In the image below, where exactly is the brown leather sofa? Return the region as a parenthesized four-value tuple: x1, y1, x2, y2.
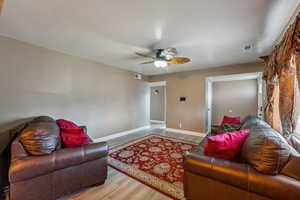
(9, 116, 108, 200)
(184, 116, 300, 200)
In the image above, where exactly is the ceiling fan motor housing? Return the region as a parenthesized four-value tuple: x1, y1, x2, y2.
(156, 49, 165, 59)
(156, 48, 177, 61)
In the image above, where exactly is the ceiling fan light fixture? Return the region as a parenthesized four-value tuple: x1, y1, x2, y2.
(165, 54, 174, 60)
(154, 60, 168, 68)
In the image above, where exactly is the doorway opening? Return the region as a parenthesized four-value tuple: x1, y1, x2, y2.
(205, 72, 264, 133)
(149, 81, 166, 129)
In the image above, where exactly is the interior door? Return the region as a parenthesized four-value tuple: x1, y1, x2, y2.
(212, 79, 258, 126)
(150, 86, 165, 122)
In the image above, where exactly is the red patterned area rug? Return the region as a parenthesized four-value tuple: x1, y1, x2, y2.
(108, 135, 198, 200)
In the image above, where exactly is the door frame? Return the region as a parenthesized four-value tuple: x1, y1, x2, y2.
(149, 81, 167, 123)
(205, 72, 264, 133)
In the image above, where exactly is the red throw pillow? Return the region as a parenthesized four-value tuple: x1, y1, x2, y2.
(222, 116, 241, 125)
(60, 132, 89, 148)
(56, 119, 89, 147)
(204, 129, 249, 160)
(56, 119, 80, 130)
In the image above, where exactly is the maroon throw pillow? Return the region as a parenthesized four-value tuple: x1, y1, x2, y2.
(56, 119, 89, 147)
(222, 116, 241, 125)
(56, 119, 81, 130)
(60, 131, 89, 148)
(218, 116, 241, 134)
(204, 129, 249, 160)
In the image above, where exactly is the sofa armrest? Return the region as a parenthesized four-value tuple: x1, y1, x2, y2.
(184, 152, 250, 189)
(11, 138, 29, 163)
(54, 142, 108, 168)
(281, 156, 300, 181)
(184, 152, 300, 200)
(9, 142, 108, 183)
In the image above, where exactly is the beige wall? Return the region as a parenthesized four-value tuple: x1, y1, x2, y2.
(150, 86, 165, 121)
(0, 36, 150, 139)
(212, 79, 258, 125)
(149, 63, 264, 133)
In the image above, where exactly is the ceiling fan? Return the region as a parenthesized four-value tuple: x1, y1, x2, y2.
(136, 48, 191, 68)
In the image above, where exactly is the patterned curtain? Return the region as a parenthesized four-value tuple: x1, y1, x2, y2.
(262, 13, 300, 134)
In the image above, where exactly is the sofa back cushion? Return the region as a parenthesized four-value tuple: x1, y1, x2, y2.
(240, 116, 271, 130)
(285, 134, 300, 154)
(241, 125, 292, 175)
(20, 116, 60, 155)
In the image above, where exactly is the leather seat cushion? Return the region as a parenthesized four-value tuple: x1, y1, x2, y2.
(241, 126, 292, 175)
(20, 117, 60, 155)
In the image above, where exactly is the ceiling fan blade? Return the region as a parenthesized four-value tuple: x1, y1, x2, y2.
(0, 0, 4, 14)
(135, 52, 154, 59)
(140, 61, 154, 65)
(168, 57, 191, 64)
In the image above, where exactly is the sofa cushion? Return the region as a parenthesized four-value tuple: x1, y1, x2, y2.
(56, 119, 90, 147)
(31, 116, 55, 123)
(60, 132, 89, 148)
(204, 130, 249, 160)
(222, 116, 241, 125)
(32, 116, 63, 149)
(241, 126, 292, 175)
(240, 116, 271, 130)
(285, 134, 300, 153)
(20, 116, 60, 156)
(56, 119, 81, 131)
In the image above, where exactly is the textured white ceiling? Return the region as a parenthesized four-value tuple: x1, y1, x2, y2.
(0, 0, 299, 75)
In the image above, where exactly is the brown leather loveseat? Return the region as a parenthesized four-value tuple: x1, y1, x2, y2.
(184, 116, 300, 200)
(9, 116, 108, 200)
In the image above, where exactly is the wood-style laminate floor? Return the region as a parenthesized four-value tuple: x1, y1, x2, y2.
(61, 124, 205, 200)
(64, 167, 171, 200)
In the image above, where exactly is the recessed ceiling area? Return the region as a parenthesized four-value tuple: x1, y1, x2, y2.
(0, 0, 299, 75)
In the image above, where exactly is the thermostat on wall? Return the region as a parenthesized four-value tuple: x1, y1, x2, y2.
(179, 97, 186, 102)
(134, 73, 142, 80)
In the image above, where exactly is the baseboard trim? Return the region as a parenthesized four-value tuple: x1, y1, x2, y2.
(150, 120, 165, 124)
(93, 125, 151, 143)
(165, 128, 206, 137)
